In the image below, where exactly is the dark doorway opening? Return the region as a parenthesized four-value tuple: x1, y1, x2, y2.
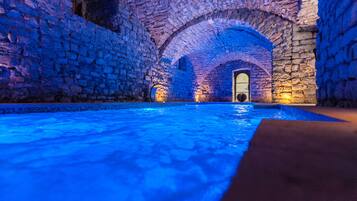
(73, 0, 84, 17)
(233, 71, 250, 102)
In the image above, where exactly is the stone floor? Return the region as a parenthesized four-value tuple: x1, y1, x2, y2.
(222, 106, 357, 201)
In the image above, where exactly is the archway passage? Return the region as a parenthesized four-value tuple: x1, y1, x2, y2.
(150, 85, 167, 102)
(234, 72, 250, 102)
(149, 7, 317, 104)
(196, 60, 272, 103)
(156, 9, 277, 103)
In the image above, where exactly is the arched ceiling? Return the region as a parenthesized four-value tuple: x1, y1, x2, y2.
(168, 22, 273, 85)
(126, 0, 301, 47)
(188, 49, 273, 85)
(162, 18, 273, 63)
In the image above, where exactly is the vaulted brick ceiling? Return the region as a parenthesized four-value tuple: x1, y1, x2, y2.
(122, 0, 316, 95)
(170, 22, 273, 85)
(126, 0, 301, 48)
(157, 8, 292, 79)
(162, 18, 273, 64)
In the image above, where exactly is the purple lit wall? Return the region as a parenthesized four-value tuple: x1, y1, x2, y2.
(0, 0, 157, 102)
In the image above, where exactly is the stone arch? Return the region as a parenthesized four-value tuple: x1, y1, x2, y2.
(127, 0, 301, 46)
(199, 51, 273, 79)
(161, 19, 275, 66)
(150, 84, 167, 102)
(208, 57, 273, 80)
(198, 60, 273, 102)
(189, 51, 273, 95)
(158, 9, 294, 103)
(160, 9, 292, 59)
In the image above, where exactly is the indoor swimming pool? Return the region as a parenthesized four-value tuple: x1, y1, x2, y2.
(0, 103, 338, 201)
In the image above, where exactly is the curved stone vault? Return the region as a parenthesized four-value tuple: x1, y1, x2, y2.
(126, 0, 302, 47)
(150, 7, 317, 103)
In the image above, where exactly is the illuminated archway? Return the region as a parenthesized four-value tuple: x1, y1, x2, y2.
(159, 9, 292, 103)
(234, 72, 250, 102)
(138, 2, 318, 104)
(150, 84, 167, 102)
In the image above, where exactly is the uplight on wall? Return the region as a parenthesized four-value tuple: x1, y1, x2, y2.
(195, 94, 201, 103)
(150, 84, 168, 103)
(281, 93, 292, 104)
(155, 88, 167, 103)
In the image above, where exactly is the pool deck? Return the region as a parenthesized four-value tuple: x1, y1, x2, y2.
(222, 106, 357, 201)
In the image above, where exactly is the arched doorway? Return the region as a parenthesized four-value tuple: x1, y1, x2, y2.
(233, 71, 250, 102)
(150, 84, 167, 102)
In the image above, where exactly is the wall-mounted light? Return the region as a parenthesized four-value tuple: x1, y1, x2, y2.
(281, 93, 292, 104)
(195, 94, 201, 103)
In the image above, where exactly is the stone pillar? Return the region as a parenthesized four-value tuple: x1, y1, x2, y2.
(272, 23, 294, 104)
(291, 25, 317, 104)
(272, 0, 318, 104)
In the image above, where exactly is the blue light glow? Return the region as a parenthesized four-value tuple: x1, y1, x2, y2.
(0, 104, 336, 201)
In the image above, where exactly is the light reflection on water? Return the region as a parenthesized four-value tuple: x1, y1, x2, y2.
(0, 104, 327, 201)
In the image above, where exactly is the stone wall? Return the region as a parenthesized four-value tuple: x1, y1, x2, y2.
(298, 0, 318, 26)
(316, 0, 357, 107)
(272, 23, 317, 105)
(199, 60, 272, 102)
(0, 0, 157, 103)
(290, 25, 317, 104)
(75, 0, 129, 33)
(167, 57, 196, 102)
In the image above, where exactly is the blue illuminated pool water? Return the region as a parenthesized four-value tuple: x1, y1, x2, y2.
(0, 104, 336, 201)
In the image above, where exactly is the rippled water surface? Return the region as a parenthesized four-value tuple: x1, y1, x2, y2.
(0, 104, 330, 201)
